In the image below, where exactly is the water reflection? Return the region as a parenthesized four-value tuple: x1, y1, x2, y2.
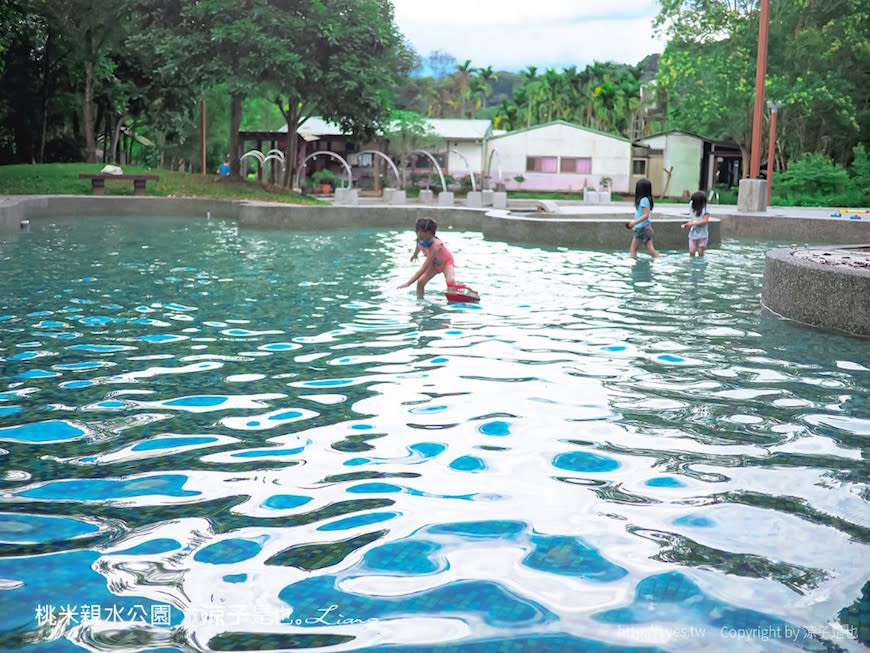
(0, 219, 866, 651)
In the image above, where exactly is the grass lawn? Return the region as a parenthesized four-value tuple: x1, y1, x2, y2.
(507, 190, 626, 202)
(0, 163, 322, 204)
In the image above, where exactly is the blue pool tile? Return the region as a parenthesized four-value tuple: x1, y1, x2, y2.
(163, 395, 228, 408)
(223, 573, 248, 583)
(450, 455, 487, 472)
(645, 476, 686, 488)
(478, 421, 511, 436)
(114, 538, 181, 555)
(347, 483, 403, 494)
(553, 451, 620, 473)
(195, 538, 263, 564)
(262, 495, 312, 510)
(20, 474, 199, 500)
(131, 436, 219, 452)
(0, 420, 85, 444)
(0, 513, 99, 543)
(363, 540, 442, 574)
(317, 512, 400, 531)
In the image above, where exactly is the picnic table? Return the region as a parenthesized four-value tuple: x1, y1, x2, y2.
(79, 173, 160, 196)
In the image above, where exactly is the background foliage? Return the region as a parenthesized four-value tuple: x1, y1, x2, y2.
(0, 0, 868, 203)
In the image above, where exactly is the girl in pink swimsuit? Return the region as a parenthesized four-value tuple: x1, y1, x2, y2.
(398, 217, 459, 298)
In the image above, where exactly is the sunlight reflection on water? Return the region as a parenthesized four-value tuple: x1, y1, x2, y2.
(0, 216, 867, 652)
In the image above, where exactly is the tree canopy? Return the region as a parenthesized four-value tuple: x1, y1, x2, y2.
(0, 0, 866, 177)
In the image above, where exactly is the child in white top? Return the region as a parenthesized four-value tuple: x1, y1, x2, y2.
(681, 191, 710, 257)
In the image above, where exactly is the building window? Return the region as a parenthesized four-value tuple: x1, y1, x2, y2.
(526, 156, 558, 173)
(560, 157, 592, 173)
(632, 159, 647, 175)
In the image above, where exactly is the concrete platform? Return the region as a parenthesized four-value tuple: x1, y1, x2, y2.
(762, 245, 870, 336)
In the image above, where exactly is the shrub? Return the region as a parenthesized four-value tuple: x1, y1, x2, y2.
(848, 144, 870, 205)
(775, 153, 849, 205)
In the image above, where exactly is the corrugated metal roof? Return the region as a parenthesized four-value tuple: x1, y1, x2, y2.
(424, 119, 492, 140)
(488, 120, 630, 143)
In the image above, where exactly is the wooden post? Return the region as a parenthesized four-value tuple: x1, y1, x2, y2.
(749, 0, 770, 179)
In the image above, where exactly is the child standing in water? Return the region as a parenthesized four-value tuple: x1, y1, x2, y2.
(399, 217, 475, 299)
(626, 178, 659, 258)
(682, 191, 711, 257)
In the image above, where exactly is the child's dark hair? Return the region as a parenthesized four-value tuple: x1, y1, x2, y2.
(690, 191, 707, 216)
(634, 179, 654, 210)
(415, 217, 437, 233)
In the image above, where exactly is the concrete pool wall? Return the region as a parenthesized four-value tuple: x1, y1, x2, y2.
(2, 195, 867, 246)
(762, 246, 870, 337)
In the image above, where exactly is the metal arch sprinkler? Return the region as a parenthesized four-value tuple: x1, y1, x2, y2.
(299, 151, 354, 189)
(409, 150, 447, 193)
(262, 151, 286, 185)
(356, 150, 402, 189)
(240, 150, 265, 166)
(450, 148, 476, 192)
(487, 148, 503, 189)
(240, 150, 266, 181)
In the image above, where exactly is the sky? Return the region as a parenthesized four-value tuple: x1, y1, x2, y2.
(391, 0, 667, 73)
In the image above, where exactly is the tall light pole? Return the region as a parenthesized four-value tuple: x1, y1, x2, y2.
(749, 0, 770, 180)
(766, 101, 781, 204)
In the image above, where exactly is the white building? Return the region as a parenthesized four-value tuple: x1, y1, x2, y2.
(486, 121, 632, 193)
(425, 119, 492, 177)
(634, 130, 743, 198)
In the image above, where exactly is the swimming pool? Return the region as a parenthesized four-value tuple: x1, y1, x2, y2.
(0, 216, 867, 652)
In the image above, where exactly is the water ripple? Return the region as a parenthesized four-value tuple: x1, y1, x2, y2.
(0, 220, 867, 651)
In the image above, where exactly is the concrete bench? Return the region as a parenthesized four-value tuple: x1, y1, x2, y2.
(79, 174, 160, 196)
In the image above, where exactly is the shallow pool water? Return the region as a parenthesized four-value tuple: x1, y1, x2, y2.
(0, 216, 867, 652)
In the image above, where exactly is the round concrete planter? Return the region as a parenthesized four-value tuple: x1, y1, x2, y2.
(762, 245, 870, 336)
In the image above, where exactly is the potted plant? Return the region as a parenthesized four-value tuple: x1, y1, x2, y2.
(599, 176, 612, 203)
(311, 169, 337, 193)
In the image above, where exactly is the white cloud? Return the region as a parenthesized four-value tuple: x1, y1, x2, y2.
(392, 0, 665, 71)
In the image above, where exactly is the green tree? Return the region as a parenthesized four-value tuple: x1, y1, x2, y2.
(384, 110, 440, 187)
(655, 27, 758, 171)
(520, 66, 540, 127)
(475, 65, 497, 110)
(261, 0, 412, 187)
(47, 0, 131, 162)
(655, 0, 868, 170)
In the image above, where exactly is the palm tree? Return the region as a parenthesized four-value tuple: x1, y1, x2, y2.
(494, 98, 519, 131)
(476, 65, 497, 110)
(521, 66, 540, 127)
(452, 59, 474, 117)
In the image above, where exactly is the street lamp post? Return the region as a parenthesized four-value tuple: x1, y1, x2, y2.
(766, 101, 781, 205)
(738, 0, 771, 212)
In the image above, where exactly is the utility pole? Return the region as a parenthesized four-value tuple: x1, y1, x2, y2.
(749, 0, 770, 179)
